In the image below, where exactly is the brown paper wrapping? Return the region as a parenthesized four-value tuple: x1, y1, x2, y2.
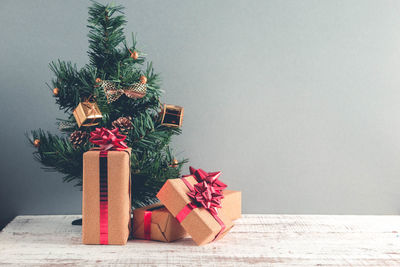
(220, 190, 242, 221)
(156, 176, 234, 246)
(132, 203, 187, 242)
(82, 148, 131, 245)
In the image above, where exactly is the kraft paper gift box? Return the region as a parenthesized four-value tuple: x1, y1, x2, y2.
(156, 175, 234, 246)
(132, 203, 187, 242)
(82, 148, 131, 245)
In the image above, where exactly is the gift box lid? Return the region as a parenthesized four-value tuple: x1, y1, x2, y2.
(156, 175, 234, 246)
(132, 203, 187, 242)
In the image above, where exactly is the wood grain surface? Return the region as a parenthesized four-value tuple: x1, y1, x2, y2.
(0, 214, 400, 266)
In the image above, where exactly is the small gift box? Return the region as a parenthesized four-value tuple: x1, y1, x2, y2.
(82, 128, 131, 245)
(132, 203, 187, 242)
(156, 167, 234, 246)
(160, 104, 184, 127)
(73, 101, 102, 127)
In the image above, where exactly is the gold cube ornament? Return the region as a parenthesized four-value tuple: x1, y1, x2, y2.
(161, 104, 184, 128)
(73, 101, 103, 127)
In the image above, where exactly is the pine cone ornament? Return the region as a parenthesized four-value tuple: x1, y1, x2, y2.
(69, 130, 89, 147)
(112, 116, 133, 134)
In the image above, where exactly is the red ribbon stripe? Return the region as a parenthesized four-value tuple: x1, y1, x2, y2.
(143, 211, 152, 240)
(99, 150, 108, 245)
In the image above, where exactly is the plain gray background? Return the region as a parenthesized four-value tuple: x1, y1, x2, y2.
(2, 0, 400, 229)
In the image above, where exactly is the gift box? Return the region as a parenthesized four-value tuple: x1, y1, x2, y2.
(132, 203, 187, 242)
(160, 104, 184, 128)
(157, 174, 234, 246)
(82, 128, 131, 245)
(73, 101, 102, 128)
(220, 190, 242, 221)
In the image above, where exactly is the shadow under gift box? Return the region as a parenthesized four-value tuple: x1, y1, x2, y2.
(82, 148, 131, 245)
(132, 203, 187, 242)
(156, 176, 236, 246)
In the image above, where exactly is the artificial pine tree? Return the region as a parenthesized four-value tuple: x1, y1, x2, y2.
(28, 1, 186, 207)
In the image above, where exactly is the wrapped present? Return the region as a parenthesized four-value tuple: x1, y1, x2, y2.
(82, 128, 131, 245)
(156, 167, 234, 246)
(221, 190, 242, 221)
(132, 203, 187, 242)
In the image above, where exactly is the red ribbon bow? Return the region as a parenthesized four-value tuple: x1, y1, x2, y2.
(89, 127, 128, 151)
(187, 181, 224, 216)
(183, 167, 227, 216)
(188, 166, 227, 192)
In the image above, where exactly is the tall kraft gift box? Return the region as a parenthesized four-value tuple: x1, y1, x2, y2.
(82, 128, 132, 245)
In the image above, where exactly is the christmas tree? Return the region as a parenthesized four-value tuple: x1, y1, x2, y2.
(28, 1, 186, 207)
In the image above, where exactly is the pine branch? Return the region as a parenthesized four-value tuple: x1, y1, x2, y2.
(87, 1, 126, 75)
(49, 61, 98, 112)
(27, 129, 91, 187)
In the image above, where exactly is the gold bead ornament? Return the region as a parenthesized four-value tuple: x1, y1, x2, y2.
(140, 75, 147, 84)
(172, 159, 179, 168)
(33, 139, 40, 148)
(130, 51, 139, 60)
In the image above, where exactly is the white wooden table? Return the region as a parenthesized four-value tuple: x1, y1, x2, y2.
(0, 215, 400, 266)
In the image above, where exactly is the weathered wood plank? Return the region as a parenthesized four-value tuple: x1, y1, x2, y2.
(0, 215, 399, 266)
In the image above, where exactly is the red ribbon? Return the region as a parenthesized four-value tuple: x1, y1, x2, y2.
(176, 167, 227, 240)
(99, 150, 109, 244)
(144, 211, 152, 240)
(143, 205, 167, 240)
(89, 127, 128, 151)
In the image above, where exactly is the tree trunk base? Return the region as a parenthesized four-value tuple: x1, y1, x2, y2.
(72, 218, 82, 225)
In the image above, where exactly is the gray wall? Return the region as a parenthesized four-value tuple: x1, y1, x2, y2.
(1, 0, 400, 228)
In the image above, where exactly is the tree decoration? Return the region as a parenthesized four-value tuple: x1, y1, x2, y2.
(33, 139, 40, 148)
(160, 104, 184, 128)
(53, 87, 60, 96)
(130, 50, 139, 60)
(112, 116, 133, 134)
(73, 101, 103, 127)
(58, 120, 77, 132)
(69, 130, 89, 147)
(101, 80, 147, 103)
(28, 2, 187, 207)
(140, 75, 147, 84)
(171, 158, 179, 168)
